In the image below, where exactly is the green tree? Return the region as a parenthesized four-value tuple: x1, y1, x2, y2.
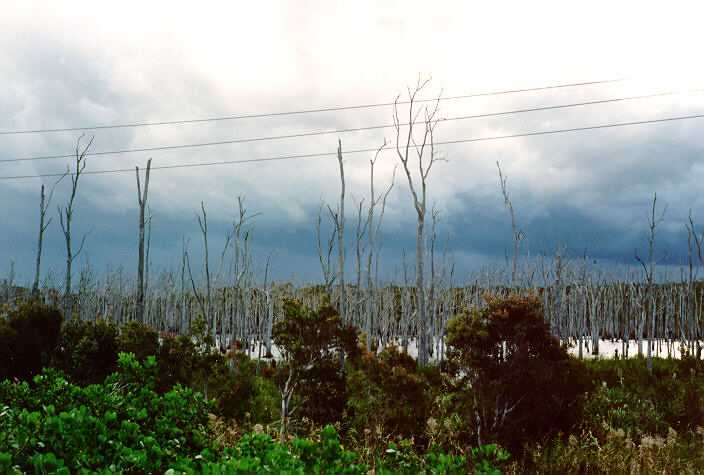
(56, 317, 119, 385)
(446, 294, 589, 453)
(0, 301, 62, 381)
(273, 296, 358, 440)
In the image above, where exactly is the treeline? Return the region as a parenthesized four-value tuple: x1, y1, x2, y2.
(2, 267, 704, 365)
(3, 296, 704, 471)
(6, 79, 704, 372)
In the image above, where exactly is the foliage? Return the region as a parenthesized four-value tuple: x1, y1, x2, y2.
(446, 294, 591, 454)
(585, 355, 704, 435)
(518, 356, 704, 472)
(273, 297, 359, 430)
(0, 301, 62, 382)
(116, 319, 160, 362)
(347, 345, 432, 444)
(470, 443, 510, 474)
(210, 350, 258, 421)
(425, 377, 477, 454)
(247, 375, 281, 426)
(55, 317, 119, 385)
(0, 353, 212, 473)
(584, 382, 668, 440)
(521, 426, 704, 473)
(156, 332, 200, 393)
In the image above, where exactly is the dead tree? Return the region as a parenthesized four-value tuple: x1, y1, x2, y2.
(353, 196, 368, 327)
(685, 210, 703, 353)
(634, 192, 668, 372)
(58, 135, 93, 317)
(316, 200, 337, 296)
(258, 248, 275, 371)
(497, 161, 523, 288)
(180, 236, 190, 332)
(144, 207, 153, 324)
(224, 196, 257, 356)
(135, 158, 152, 323)
(334, 140, 346, 323)
(393, 77, 443, 367)
(365, 141, 394, 350)
(32, 177, 63, 298)
(184, 204, 210, 334)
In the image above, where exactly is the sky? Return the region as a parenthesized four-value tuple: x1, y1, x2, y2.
(2, 1, 704, 287)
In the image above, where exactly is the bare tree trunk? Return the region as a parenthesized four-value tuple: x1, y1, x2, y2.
(144, 208, 153, 325)
(393, 77, 443, 367)
(497, 162, 522, 288)
(316, 201, 337, 296)
(365, 142, 393, 350)
(136, 158, 152, 323)
(181, 236, 188, 332)
(635, 193, 668, 372)
(336, 140, 346, 322)
(353, 197, 367, 328)
(194, 202, 215, 341)
(33, 181, 59, 298)
(59, 135, 93, 318)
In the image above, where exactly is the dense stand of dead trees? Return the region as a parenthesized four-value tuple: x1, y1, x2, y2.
(7, 84, 704, 372)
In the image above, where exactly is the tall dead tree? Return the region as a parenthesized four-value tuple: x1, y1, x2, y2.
(32, 177, 63, 298)
(634, 192, 668, 372)
(394, 77, 443, 367)
(365, 141, 394, 350)
(497, 162, 523, 288)
(135, 158, 152, 323)
(334, 139, 346, 322)
(316, 200, 337, 296)
(224, 196, 257, 356)
(184, 204, 211, 337)
(58, 135, 93, 317)
(684, 210, 703, 354)
(353, 196, 368, 327)
(144, 207, 153, 323)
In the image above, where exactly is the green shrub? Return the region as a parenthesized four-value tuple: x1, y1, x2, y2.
(347, 345, 431, 443)
(55, 317, 119, 385)
(446, 294, 591, 455)
(248, 374, 281, 426)
(0, 301, 62, 381)
(273, 297, 358, 435)
(117, 320, 160, 362)
(585, 356, 703, 434)
(156, 332, 199, 393)
(211, 350, 258, 421)
(0, 353, 213, 473)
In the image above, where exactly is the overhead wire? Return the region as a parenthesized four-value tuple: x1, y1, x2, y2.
(2, 87, 702, 164)
(0, 78, 628, 136)
(2, 112, 703, 180)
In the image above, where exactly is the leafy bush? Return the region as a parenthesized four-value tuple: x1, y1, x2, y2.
(0, 301, 62, 381)
(470, 443, 510, 474)
(585, 356, 704, 434)
(347, 345, 432, 443)
(156, 332, 200, 393)
(211, 350, 258, 421)
(0, 353, 212, 473)
(117, 320, 160, 362)
(446, 294, 591, 454)
(273, 297, 359, 435)
(584, 382, 669, 440)
(523, 425, 704, 473)
(55, 317, 119, 385)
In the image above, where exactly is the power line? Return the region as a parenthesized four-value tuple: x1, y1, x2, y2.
(0, 78, 629, 136)
(3, 87, 701, 164)
(2, 112, 703, 180)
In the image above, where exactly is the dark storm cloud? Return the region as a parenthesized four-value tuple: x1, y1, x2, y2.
(3, 2, 704, 286)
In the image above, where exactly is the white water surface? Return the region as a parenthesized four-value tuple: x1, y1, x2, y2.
(219, 336, 704, 363)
